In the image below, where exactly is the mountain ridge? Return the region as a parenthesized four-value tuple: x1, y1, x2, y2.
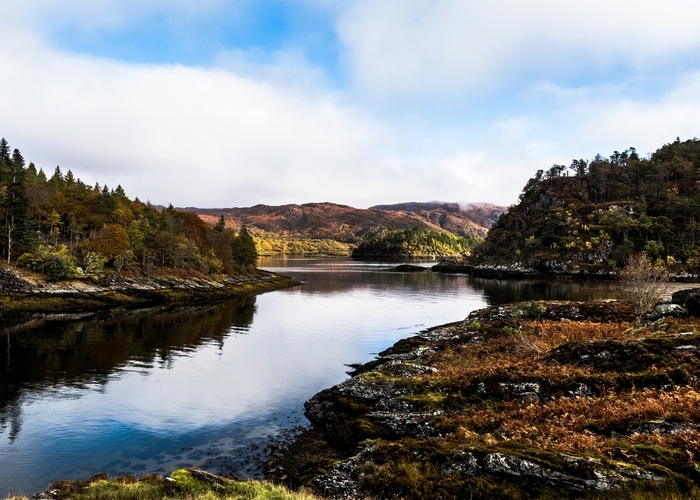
(186, 201, 506, 242)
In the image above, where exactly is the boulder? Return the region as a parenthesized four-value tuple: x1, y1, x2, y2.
(648, 303, 686, 321)
(671, 288, 700, 316)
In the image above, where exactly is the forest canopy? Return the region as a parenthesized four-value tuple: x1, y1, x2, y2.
(470, 137, 700, 273)
(0, 138, 257, 281)
(352, 227, 481, 258)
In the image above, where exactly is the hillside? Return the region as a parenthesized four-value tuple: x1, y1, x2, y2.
(189, 202, 505, 255)
(465, 138, 700, 276)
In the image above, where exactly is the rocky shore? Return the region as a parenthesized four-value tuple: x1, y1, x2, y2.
(0, 265, 299, 314)
(269, 297, 700, 499)
(431, 260, 700, 282)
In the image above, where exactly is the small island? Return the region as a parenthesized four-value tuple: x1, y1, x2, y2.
(352, 227, 481, 260)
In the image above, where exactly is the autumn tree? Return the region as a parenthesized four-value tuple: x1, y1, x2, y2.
(619, 254, 670, 325)
(82, 224, 130, 261)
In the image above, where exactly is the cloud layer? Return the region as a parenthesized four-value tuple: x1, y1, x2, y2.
(1, 1, 700, 207)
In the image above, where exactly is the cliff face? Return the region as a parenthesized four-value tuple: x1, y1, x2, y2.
(271, 299, 700, 499)
(188, 202, 506, 241)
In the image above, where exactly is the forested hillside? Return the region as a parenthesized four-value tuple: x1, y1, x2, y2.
(471, 137, 700, 273)
(352, 227, 481, 258)
(0, 138, 257, 281)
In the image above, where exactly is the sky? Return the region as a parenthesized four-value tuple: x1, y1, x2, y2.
(2, 1, 700, 208)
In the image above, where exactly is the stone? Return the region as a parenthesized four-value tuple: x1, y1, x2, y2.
(672, 288, 700, 316)
(649, 303, 686, 320)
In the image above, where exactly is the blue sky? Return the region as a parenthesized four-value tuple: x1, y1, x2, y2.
(2, 1, 700, 208)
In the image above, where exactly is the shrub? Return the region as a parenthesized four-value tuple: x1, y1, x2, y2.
(514, 301, 544, 318)
(84, 251, 107, 280)
(503, 325, 523, 336)
(619, 253, 670, 325)
(46, 255, 71, 281)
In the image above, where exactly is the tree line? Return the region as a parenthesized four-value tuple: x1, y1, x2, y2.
(471, 137, 700, 271)
(0, 138, 257, 280)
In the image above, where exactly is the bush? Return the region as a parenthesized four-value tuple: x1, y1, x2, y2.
(514, 301, 544, 318)
(46, 255, 71, 281)
(619, 253, 670, 325)
(84, 251, 107, 280)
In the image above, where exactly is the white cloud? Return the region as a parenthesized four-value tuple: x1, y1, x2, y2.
(0, 27, 403, 207)
(3, 1, 700, 210)
(338, 0, 700, 96)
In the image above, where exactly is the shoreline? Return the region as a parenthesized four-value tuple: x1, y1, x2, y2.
(432, 261, 700, 283)
(267, 298, 700, 499)
(0, 267, 299, 315)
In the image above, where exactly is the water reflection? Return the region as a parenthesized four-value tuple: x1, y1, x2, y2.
(0, 298, 257, 442)
(0, 258, 627, 495)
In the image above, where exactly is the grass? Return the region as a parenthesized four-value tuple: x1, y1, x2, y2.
(7, 469, 320, 500)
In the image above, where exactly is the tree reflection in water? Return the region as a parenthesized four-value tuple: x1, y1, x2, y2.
(0, 296, 257, 444)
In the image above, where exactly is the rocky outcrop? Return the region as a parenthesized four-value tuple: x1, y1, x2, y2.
(273, 298, 700, 499)
(672, 287, 700, 316)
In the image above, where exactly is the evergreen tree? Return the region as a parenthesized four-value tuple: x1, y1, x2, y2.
(114, 184, 127, 199)
(0, 138, 9, 183)
(4, 149, 32, 262)
(214, 214, 226, 232)
(25, 162, 39, 185)
(231, 226, 258, 268)
(65, 169, 75, 186)
(49, 166, 65, 190)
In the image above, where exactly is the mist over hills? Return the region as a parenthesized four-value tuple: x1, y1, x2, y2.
(187, 201, 506, 241)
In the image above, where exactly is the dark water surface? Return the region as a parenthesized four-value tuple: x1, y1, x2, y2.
(0, 257, 625, 495)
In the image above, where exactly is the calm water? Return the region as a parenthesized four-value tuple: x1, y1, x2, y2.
(0, 257, 626, 495)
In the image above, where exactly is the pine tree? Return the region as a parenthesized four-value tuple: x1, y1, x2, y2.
(0, 138, 11, 184)
(25, 162, 39, 185)
(4, 149, 32, 262)
(65, 169, 75, 186)
(231, 226, 258, 268)
(49, 166, 65, 190)
(214, 214, 226, 232)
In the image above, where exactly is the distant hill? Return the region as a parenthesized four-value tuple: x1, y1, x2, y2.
(189, 202, 505, 240)
(186, 202, 506, 255)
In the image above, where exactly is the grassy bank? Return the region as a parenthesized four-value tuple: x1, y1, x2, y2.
(9, 468, 319, 500)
